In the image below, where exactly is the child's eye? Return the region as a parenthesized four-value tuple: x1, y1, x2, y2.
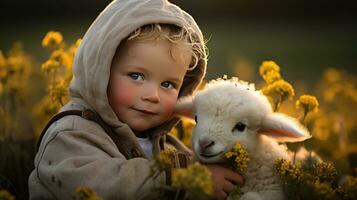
(128, 73, 144, 81)
(161, 81, 175, 89)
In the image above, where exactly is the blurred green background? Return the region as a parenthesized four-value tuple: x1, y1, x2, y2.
(1, 0, 356, 86)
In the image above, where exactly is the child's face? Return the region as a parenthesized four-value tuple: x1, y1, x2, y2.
(108, 38, 191, 132)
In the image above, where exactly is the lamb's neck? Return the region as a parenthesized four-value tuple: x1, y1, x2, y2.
(248, 135, 290, 171)
(241, 136, 288, 194)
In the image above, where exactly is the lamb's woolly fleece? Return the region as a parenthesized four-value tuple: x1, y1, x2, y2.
(176, 77, 311, 200)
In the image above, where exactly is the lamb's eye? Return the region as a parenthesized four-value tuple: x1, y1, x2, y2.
(233, 121, 246, 132)
(194, 115, 197, 123)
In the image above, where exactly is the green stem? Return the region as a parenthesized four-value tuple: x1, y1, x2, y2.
(301, 110, 308, 125)
(274, 97, 281, 112)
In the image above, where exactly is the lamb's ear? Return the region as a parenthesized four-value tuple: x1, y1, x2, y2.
(174, 96, 194, 119)
(259, 113, 311, 142)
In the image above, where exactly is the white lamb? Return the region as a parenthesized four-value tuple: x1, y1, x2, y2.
(175, 77, 311, 200)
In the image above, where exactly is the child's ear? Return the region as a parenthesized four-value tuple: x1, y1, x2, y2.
(259, 113, 311, 143)
(174, 96, 194, 119)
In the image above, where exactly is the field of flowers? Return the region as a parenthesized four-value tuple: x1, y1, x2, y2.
(0, 31, 356, 200)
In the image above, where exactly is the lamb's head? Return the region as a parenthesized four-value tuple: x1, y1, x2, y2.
(175, 78, 311, 163)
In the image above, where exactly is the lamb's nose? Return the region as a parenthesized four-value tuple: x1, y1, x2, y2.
(199, 139, 215, 152)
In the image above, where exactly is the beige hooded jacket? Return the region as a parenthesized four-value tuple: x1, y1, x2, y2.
(28, 0, 206, 199)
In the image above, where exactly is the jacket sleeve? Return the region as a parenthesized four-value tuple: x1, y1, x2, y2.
(31, 116, 164, 200)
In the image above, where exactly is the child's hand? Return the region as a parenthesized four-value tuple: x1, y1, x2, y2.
(205, 164, 244, 200)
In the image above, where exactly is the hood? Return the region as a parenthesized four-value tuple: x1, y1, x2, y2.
(69, 0, 207, 133)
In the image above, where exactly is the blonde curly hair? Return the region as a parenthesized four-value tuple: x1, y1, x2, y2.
(126, 23, 207, 71)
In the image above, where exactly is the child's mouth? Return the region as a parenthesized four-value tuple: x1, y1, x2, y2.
(132, 108, 157, 115)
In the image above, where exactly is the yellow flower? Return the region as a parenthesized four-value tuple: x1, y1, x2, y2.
(6, 56, 24, 75)
(312, 116, 330, 141)
(345, 83, 357, 103)
(172, 162, 213, 198)
(68, 38, 82, 57)
(152, 148, 177, 172)
(225, 143, 250, 173)
(74, 186, 102, 200)
(50, 49, 72, 68)
(259, 61, 280, 77)
(262, 80, 295, 111)
(41, 59, 61, 72)
(262, 80, 295, 101)
(75, 38, 82, 48)
(3, 43, 32, 74)
(313, 162, 337, 184)
(48, 78, 69, 105)
(324, 68, 341, 83)
(0, 190, 15, 200)
(170, 127, 179, 138)
(232, 143, 243, 151)
(42, 31, 63, 49)
(311, 182, 336, 199)
(262, 70, 281, 84)
(274, 158, 302, 182)
(296, 95, 319, 114)
(33, 95, 63, 135)
(36, 34, 80, 129)
(225, 151, 234, 159)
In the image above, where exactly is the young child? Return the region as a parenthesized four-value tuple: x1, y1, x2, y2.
(29, 0, 243, 199)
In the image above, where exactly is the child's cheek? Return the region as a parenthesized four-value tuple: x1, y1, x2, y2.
(162, 98, 177, 116)
(116, 89, 134, 106)
(113, 81, 136, 106)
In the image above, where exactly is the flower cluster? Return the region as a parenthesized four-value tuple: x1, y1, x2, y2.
(296, 95, 319, 122)
(274, 157, 357, 200)
(171, 162, 213, 200)
(274, 158, 302, 183)
(34, 31, 81, 132)
(135, 148, 178, 199)
(259, 61, 280, 76)
(312, 162, 337, 184)
(42, 31, 63, 49)
(152, 148, 177, 173)
(140, 150, 213, 200)
(259, 61, 281, 84)
(0, 43, 35, 138)
(74, 186, 103, 200)
(0, 44, 33, 94)
(259, 61, 295, 111)
(41, 59, 61, 72)
(258, 61, 321, 166)
(224, 143, 250, 174)
(223, 143, 250, 199)
(261, 80, 295, 111)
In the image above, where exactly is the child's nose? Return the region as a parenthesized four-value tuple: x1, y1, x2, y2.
(142, 84, 160, 103)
